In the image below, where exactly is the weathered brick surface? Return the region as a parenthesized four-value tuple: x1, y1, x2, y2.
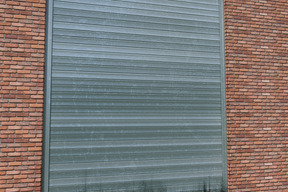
(225, 0, 288, 191)
(0, 0, 46, 191)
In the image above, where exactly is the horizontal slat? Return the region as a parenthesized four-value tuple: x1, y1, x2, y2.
(54, 11, 219, 29)
(51, 144, 222, 154)
(50, 163, 222, 179)
(52, 65, 220, 77)
(51, 85, 221, 93)
(51, 109, 222, 114)
(52, 71, 220, 83)
(54, 36, 220, 54)
(53, 7, 220, 29)
(53, 51, 221, 65)
(54, 1, 219, 22)
(50, 136, 221, 142)
(53, 29, 220, 47)
(53, 17, 219, 36)
(50, 170, 222, 185)
(112, 0, 219, 7)
(53, 43, 220, 60)
(56, 0, 219, 12)
(50, 157, 221, 171)
(51, 114, 220, 119)
(51, 128, 221, 135)
(52, 57, 221, 70)
(53, 22, 219, 41)
(51, 78, 220, 88)
(51, 138, 221, 148)
(51, 87, 220, 95)
(50, 151, 222, 164)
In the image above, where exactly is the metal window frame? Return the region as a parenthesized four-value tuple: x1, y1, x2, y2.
(219, 0, 228, 190)
(42, 0, 53, 191)
(41, 0, 227, 191)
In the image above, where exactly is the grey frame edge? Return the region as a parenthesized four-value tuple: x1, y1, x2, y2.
(42, 0, 53, 191)
(219, 0, 228, 190)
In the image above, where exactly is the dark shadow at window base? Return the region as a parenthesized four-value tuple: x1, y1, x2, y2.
(80, 179, 227, 192)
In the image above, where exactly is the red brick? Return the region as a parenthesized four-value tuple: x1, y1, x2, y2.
(225, 0, 288, 191)
(0, 0, 45, 191)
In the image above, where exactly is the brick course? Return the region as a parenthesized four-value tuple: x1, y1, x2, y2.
(225, 0, 288, 191)
(0, 0, 46, 191)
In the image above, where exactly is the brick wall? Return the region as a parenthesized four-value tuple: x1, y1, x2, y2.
(225, 0, 288, 191)
(1, 0, 288, 191)
(0, 0, 46, 191)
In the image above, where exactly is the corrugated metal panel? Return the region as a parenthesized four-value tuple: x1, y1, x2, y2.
(48, 0, 226, 191)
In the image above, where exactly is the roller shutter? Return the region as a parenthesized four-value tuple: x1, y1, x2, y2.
(46, 0, 226, 191)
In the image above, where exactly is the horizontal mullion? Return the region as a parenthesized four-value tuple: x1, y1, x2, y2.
(53, 22, 219, 41)
(54, 1, 219, 22)
(53, 29, 220, 47)
(53, 35, 220, 53)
